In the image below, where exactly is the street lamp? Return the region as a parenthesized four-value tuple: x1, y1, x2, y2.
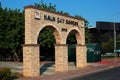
(113, 18, 116, 52)
(113, 18, 117, 62)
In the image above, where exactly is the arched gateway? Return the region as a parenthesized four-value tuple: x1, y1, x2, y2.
(23, 5, 87, 77)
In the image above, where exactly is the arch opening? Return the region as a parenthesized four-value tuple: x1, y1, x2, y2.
(66, 30, 77, 70)
(66, 29, 83, 45)
(37, 25, 62, 44)
(37, 25, 61, 75)
(66, 29, 83, 70)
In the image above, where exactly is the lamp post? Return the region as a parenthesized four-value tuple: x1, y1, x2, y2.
(113, 18, 117, 62)
(113, 12, 120, 61)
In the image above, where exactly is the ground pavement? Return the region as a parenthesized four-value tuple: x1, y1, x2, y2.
(0, 58, 120, 80)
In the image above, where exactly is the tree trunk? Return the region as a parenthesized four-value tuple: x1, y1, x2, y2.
(13, 52, 20, 62)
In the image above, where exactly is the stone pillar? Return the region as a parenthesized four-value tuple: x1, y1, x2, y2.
(55, 44, 68, 72)
(23, 44, 40, 77)
(76, 45, 87, 68)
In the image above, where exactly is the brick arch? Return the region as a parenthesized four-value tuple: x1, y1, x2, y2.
(37, 24, 62, 44)
(66, 28, 83, 45)
(23, 5, 87, 77)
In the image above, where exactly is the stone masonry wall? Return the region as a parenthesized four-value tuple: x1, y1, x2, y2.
(23, 5, 86, 77)
(76, 45, 87, 68)
(55, 44, 68, 72)
(23, 44, 40, 77)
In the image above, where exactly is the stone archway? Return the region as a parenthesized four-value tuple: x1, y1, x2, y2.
(23, 5, 86, 77)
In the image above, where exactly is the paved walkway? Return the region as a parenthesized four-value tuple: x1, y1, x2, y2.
(17, 58, 120, 80)
(1, 58, 120, 80)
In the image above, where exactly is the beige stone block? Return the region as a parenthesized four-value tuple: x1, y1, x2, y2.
(23, 44, 40, 77)
(76, 45, 87, 68)
(55, 44, 68, 72)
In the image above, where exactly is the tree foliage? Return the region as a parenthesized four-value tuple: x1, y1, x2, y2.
(38, 27, 55, 48)
(101, 38, 114, 53)
(34, 3, 56, 12)
(116, 35, 120, 49)
(67, 31, 77, 44)
(85, 27, 91, 43)
(0, 4, 24, 61)
(101, 33, 120, 54)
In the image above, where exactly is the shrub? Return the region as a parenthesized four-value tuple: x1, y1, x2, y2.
(0, 67, 11, 80)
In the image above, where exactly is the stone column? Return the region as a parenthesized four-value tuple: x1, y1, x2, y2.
(76, 45, 87, 68)
(55, 44, 68, 72)
(23, 44, 40, 77)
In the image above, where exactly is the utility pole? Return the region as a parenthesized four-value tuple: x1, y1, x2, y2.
(113, 18, 117, 62)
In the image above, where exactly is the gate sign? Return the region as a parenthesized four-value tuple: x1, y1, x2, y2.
(34, 10, 40, 19)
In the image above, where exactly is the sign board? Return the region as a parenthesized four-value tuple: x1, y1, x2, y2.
(34, 10, 40, 19)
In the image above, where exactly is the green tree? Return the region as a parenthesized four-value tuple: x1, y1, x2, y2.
(116, 34, 120, 49)
(38, 27, 55, 61)
(0, 5, 24, 61)
(38, 27, 55, 47)
(34, 2, 56, 12)
(67, 31, 77, 44)
(101, 38, 114, 53)
(85, 27, 91, 43)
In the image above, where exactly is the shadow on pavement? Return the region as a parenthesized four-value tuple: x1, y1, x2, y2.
(40, 62, 54, 75)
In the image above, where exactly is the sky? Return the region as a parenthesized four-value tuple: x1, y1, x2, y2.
(0, 0, 120, 27)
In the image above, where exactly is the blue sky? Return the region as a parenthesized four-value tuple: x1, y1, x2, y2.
(0, 0, 120, 27)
